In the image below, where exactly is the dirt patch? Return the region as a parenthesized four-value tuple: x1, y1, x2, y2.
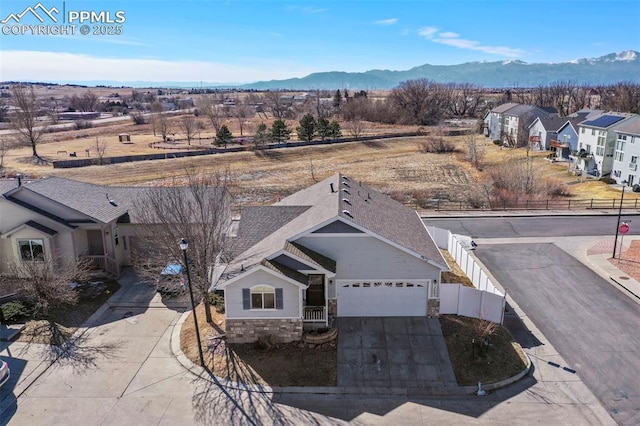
(440, 315, 527, 386)
(610, 240, 640, 282)
(440, 249, 474, 287)
(180, 304, 336, 386)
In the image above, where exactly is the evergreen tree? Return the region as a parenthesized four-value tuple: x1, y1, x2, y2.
(333, 90, 343, 110)
(254, 122, 269, 148)
(316, 117, 331, 141)
(329, 120, 342, 140)
(215, 125, 233, 148)
(270, 119, 292, 143)
(296, 114, 317, 142)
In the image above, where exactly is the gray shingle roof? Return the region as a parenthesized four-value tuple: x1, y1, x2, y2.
(261, 259, 308, 285)
(17, 177, 129, 224)
(613, 116, 640, 136)
(533, 116, 568, 131)
(491, 102, 519, 113)
(221, 173, 447, 284)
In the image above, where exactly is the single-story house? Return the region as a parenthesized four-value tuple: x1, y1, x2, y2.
(0, 176, 229, 276)
(215, 174, 450, 343)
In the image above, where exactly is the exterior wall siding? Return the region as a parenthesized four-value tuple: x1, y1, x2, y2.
(295, 235, 440, 281)
(225, 269, 301, 319)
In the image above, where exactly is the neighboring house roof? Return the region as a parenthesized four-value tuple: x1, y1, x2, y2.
(1, 220, 58, 238)
(613, 117, 640, 136)
(12, 177, 129, 224)
(579, 112, 632, 129)
(219, 173, 447, 287)
(490, 102, 519, 114)
(504, 104, 555, 119)
(529, 116, 566, 131)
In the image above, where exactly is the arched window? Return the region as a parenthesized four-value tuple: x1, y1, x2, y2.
(251, 285, 275, 309)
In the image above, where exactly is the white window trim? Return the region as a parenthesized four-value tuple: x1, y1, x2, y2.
(17, 238, 45, 261)
(250, 285, 276, 310)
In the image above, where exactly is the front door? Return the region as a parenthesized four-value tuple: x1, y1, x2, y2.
(87, 230, 104, 255)
(306, 275, 325, 306)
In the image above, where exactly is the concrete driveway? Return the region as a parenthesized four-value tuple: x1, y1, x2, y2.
(337, 317, 457, 388)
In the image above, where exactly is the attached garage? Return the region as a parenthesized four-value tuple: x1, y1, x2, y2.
(337, 279, 430, 317)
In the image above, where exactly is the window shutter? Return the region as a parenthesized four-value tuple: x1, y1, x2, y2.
(275, 288, 283, 310)
(242, 289, 250, 310)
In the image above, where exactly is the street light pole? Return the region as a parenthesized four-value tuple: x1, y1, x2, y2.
(612, 181, 628, 259)
(180, 238, 205, 367)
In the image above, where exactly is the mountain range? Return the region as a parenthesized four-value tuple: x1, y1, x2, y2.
(241, 51, 640, 90)
(37, 51, 640, 90)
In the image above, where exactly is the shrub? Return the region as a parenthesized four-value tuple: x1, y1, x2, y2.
(418, 136, 457, 153)
(1, 301, 31, 322)
(74, 120, 93, 130)
(599, 177, 617, 185)
(208, 291, 225, 314)
(130, 111, 147, 125)
(546, 180, 573, 197)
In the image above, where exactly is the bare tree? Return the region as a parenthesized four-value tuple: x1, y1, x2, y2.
(151, 101, 170, 142)
(179, 113, 197, 145)
(464, 133, 484, 169)
(264, 91, 290, 119)
(9, 85, 48, 162)
(345, 119, 366, 139)
(9, 253, 90, 317)
(390, 79, 447, 125)
(199, 95, 225, 134)
(0, 139, 9, 173)
(69, 91, 98, 112)
(94, 137, 107, 165)
(232, 104, 255, 137)
(132, 169, 231, 323)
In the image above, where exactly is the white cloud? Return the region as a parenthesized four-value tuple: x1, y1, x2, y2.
(301, 6, 326, 14)
(418, 27, 524, 58)
(0, 50, 316, 83)
(374, 18, 398, 26)
(418, 26, 438, 38)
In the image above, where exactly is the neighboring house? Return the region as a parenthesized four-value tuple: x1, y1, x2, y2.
(0, 176, 230, 277)
(502, 105, 558, 147)
(553, 110, 603, 160)
(483, 102, 518, 141)
(216, 174, 449, 344)
(527, 116, 567, 151)
(574, 112, 638, 177)
(612, 118, 640, 186)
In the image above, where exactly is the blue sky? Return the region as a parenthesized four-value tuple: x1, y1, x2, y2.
(1, 0, 639, 84)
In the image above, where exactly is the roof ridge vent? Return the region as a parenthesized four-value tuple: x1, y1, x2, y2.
(342, 210, 354, 218)
(342, 188, 350, 195)
(343, 182, 350, 188)
(342, 175, 349, 181)
(342, 198, 351, 205)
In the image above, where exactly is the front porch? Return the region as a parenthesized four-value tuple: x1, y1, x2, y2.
(78, 254, 120, 277)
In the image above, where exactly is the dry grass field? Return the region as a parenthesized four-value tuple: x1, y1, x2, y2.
(2, 114, 637, 205)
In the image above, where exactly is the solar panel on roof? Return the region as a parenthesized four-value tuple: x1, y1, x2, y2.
(582, 115, 625, 128)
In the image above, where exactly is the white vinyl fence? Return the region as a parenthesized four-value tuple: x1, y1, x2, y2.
(427, 226, 506, 323)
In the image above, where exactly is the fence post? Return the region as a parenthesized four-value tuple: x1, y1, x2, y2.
(503, 200, 506, 211)
(460, 200, 463, 211)
(568, 199, 571, 210)
(437, 199, 440, 211)
(590, 198, 593, 209)
(526, 199, 529, 210)
(546, 199, 549, 210)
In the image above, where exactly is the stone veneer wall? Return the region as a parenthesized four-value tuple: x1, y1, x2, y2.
(226, 318, 303, 343)
(427, 299, 440, 318)
(327, 299, 337, 318)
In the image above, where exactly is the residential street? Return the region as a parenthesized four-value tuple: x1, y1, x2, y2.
(475, 242, 640, 425)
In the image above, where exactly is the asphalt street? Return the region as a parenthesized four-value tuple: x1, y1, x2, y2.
(425, 214, 640, 238)
(475, 242, 640, 425)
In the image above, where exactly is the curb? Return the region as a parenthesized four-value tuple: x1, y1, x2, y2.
(609, 276, 640, 301)
(421, 211, 640, 219)
(171, 311, 532, 397)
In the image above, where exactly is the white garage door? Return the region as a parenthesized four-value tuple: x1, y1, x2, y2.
(337, 280, 429, 317)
